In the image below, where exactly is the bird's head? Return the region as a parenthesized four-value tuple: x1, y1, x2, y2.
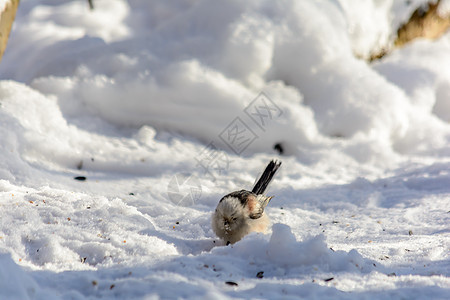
(213, 196, 247, 234)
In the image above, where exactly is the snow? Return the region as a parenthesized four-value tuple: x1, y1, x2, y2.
(0, 0, 449, 299)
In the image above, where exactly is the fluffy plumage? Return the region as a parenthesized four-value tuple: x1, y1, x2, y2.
(212, 160, 281, 244)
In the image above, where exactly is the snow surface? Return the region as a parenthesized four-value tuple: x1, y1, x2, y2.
(0, 0, 449, 299)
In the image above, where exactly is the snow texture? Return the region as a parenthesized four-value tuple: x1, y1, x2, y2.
(0, 0, 449, 299)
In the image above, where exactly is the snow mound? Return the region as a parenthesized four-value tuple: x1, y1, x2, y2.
(0, 254, 38, 300)
(2, 0, 449, 170)
(209, 223, 378, 276)
(0, 1, 449, 299)
(0, 181, 178, 272)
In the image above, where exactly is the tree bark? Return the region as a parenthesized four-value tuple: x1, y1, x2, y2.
(0, 0, 19, 63)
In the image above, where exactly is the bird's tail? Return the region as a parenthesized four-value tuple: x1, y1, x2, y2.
(252, 160, 282, 195)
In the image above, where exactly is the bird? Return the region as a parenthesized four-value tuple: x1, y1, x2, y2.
(212, 159, 282, 244)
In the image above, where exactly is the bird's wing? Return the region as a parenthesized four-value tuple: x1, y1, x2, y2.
(247, 194, 273, 219)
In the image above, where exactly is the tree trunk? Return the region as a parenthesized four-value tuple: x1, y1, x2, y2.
(0, 0, 19, 63)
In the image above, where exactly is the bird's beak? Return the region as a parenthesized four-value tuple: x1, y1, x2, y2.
(224, 220, 230, 232)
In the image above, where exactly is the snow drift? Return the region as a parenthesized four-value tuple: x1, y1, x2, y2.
(0, 0, 449, 299)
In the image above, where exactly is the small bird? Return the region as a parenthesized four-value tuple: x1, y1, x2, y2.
(212, 160, 282, 244)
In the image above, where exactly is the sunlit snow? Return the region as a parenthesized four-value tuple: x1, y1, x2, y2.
(0, 0, 449, 299)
